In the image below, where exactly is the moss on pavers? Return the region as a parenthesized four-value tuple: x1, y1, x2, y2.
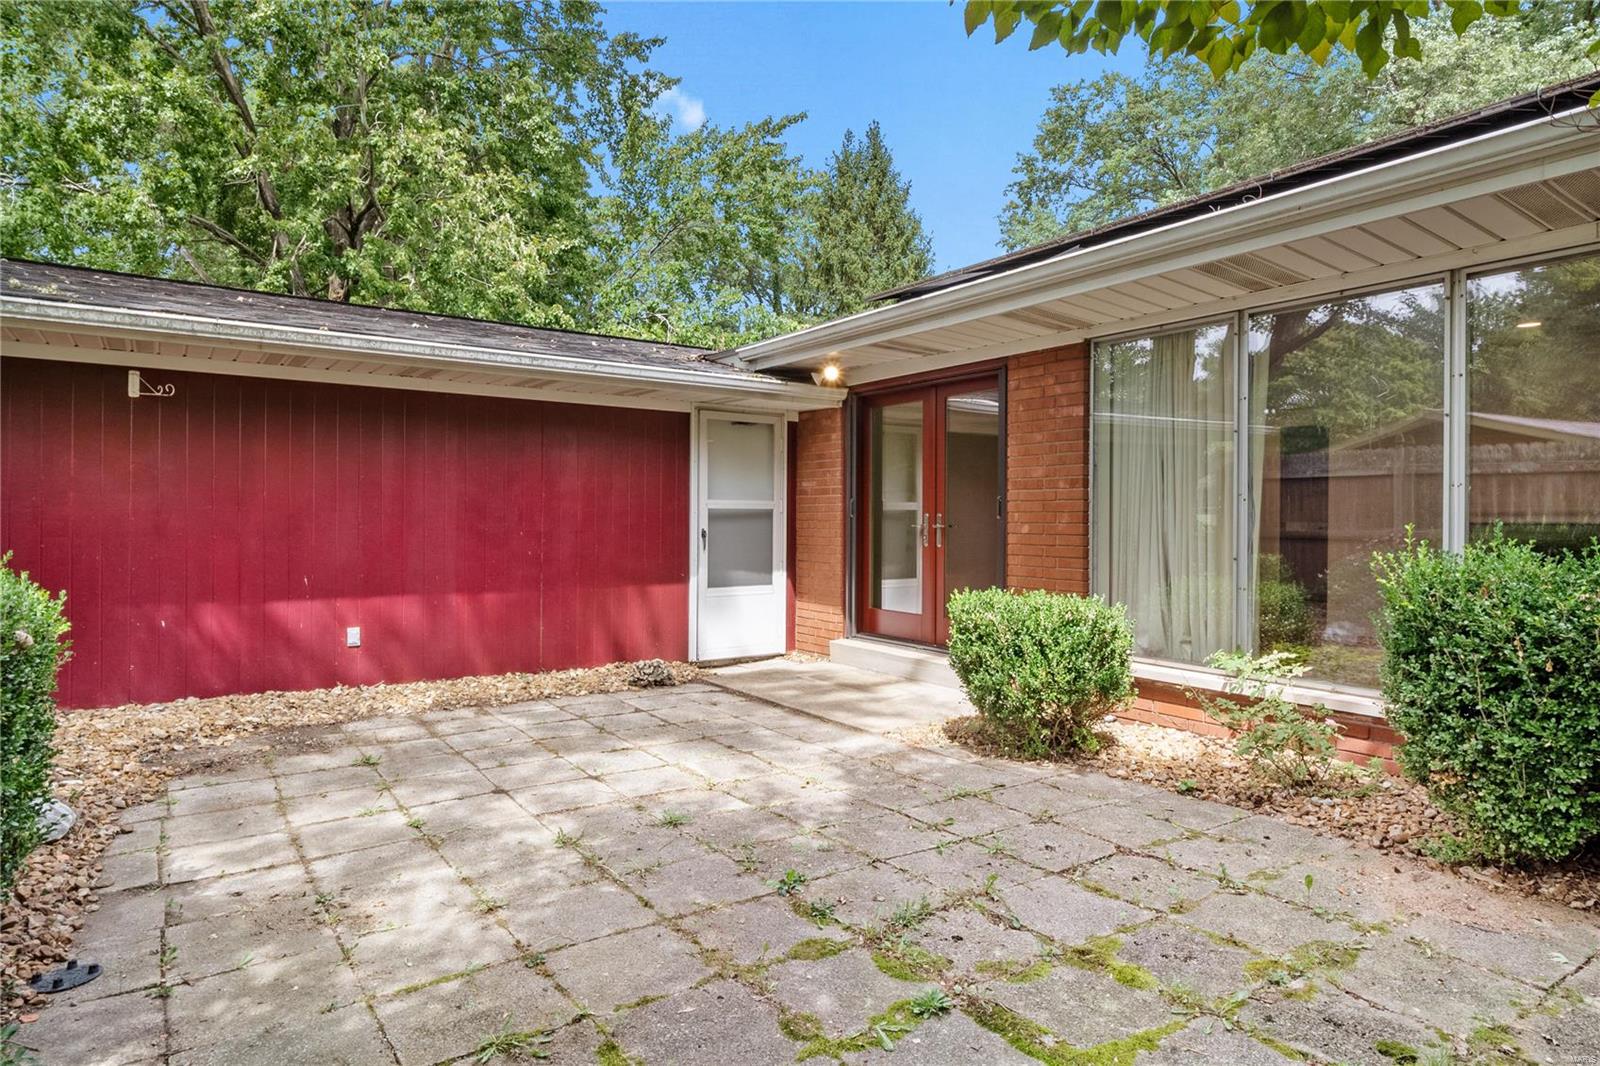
(981, 951, 1169, 1051)
(768, 947, 920, 1041)
(964, 999, 1187, 1066)
(1055, 935, 1159, 992)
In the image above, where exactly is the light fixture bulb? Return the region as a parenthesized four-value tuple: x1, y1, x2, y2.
(820, 363, 842, 384)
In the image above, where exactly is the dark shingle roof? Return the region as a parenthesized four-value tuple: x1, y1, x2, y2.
(0, 259, 761, 380)
(875, 72, 1600, 304)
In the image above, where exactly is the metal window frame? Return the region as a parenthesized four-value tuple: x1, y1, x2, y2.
(1086, 241, 1600, 693)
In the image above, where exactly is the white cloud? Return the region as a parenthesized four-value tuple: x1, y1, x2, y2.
(658, 86, 707, 133)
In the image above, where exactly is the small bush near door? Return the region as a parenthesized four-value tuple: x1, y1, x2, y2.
(1373, 531, 1600, 863)
(2, 554, 70, 895)
(946, 588, 1133, 756)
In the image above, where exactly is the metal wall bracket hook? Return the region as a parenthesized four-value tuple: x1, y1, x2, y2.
(127, 370, 176, 398)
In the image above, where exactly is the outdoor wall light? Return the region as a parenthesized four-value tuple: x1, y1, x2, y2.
(813, 363, 844, 386)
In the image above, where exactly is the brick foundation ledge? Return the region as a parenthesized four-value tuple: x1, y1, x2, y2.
(1121, 679, 1403, 775)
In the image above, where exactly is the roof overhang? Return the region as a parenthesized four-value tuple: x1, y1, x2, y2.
(730, 103, 1600, 385)
(0, 294, 842, 414)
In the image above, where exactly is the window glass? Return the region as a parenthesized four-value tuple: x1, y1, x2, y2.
(1092, 323, 1235, 664)
(943, 388, 1002, 596)
(1467, 253, 1600, 552)
(707, 509, 773, 588)
(706, 419, 774, 501)
(1248, 283, 1445, 689)
(869, 401, 923, 612)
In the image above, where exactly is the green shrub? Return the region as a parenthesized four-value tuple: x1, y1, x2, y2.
(2, 554, 70, 896)
(946, 588, 1133, 756)
(1372, 530, 1600, 863)
(1256, 554, 1316, 649)
(1192, 650, 1341, 788)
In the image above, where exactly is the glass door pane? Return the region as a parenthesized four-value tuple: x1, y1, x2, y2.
(939, 385, 1002, 638)
(706, 509, 774, 588)
(869, 400, 925, 615)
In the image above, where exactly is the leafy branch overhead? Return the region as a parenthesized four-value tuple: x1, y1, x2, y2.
(997, 6, 1596, 250)
(963, 1, 1600, 78)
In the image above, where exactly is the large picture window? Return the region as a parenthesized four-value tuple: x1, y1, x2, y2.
(1092, 322, 1236, 664)
(1090, 248, 1598, 694)
(1248, 283, 1444, 688)
(1467, 255, 1600, 551)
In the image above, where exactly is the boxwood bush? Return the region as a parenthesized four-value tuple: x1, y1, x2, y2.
(2, 554, 70, 895)
(1373, 531, 1600, 863)
(946, 588, 1133, 756)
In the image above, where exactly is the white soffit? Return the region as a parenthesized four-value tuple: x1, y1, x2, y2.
(733, 110, 1600, 384)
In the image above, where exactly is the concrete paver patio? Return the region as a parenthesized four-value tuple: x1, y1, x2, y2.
(18, 672, 1600, 1065)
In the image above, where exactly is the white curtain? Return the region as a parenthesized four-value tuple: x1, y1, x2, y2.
(1093, 327, 1237, 662)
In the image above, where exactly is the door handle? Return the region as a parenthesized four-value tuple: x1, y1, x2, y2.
(933, 513, 949, 548)
(700, 528, 707, 551)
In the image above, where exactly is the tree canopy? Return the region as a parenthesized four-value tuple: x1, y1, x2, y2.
(999, 7, 1597, 249)
(1, 0, 931, 348)
(807, 122, 934, 317)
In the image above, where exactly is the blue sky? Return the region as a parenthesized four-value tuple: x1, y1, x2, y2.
(601, 1, 1146, 272)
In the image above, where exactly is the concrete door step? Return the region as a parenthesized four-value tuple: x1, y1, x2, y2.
(828, 637, 961, 690)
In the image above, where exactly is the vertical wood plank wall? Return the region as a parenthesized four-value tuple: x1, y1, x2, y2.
(1, 358, 690, 709)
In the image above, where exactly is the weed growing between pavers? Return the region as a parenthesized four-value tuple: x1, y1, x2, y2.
(1466, 1023, 1537, 1065)
(595, 1037, 636, 1065)
(778, 1007, 825, 1041)
(1373, 1038, 1421, 1063)
(792, 897, 836, 927)
(391, 963, 486, 997)
(887, 896, 933, 929)
(470, 1025, 552, 1063)
(795, 997, 936, 1059)
(870, 941, 949, 981)
(1242, 938, 1363, 999)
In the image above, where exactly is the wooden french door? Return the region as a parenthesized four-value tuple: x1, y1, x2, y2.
(857, 373, 1003, 645)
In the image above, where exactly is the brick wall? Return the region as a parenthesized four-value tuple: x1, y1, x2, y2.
(793, 407, 846, 654)
(1005, 343, 1090, 594)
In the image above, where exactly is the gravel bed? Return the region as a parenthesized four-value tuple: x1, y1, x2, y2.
(902, 713, 1600, 914)
(0, 660, 696, 1016)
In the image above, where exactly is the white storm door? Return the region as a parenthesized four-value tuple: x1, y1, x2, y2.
(696, 411, 785, 660)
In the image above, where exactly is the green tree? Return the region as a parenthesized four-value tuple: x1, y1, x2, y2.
(1000, 8, 1596, 249)
(964, 0, 1600, 80)
(1, 0, 664, 327)
(593, 109, 819, 348)
(807, 122, 933, 316)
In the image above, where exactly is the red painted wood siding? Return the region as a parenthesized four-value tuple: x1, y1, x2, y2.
(1, 358, 690, 709)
